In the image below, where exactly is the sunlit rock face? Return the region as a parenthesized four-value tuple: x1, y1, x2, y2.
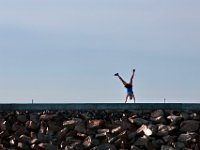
(0, 109, 200, 149)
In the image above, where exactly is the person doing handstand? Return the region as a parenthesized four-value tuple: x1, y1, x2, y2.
(114, 69, 136, 103)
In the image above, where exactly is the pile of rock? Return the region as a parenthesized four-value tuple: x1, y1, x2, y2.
(0, 109, 200, 150)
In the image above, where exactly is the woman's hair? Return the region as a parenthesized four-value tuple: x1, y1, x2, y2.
(125, 84, 132, 88)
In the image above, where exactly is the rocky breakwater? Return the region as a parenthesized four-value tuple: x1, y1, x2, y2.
(0, 109, 200, 150)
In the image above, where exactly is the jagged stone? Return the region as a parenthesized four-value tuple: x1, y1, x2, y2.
(190, 113, 200, 120)
(111, 126, 122, 134)
(127, 131, 137, 143)
(161, 145, 176, 150)
(18, 142, 29, 150)
(131, 145, 142, 150)
(180, 120, 200, 132)
(64, 145, 73, 150)
(77, 132, 87, 138)
(68, 139, 82, 149)
(91, 143, 117, 150)
(1, 121, 10, 131)
(178, 133, 192, 142)
(38, 143, 57, 150)
(157, 124, 169, 136)
(180, 112, 190, 120)
(92, 138, 100, 146)
(162, 135, 171, 143)
(88, 119, 104, 128)
(86, 128, 96, 135)
(97, 128, 109, 133)
(9, 139, 16, 146)
(56, 127, 68, 140)
(113, 138, 122, 148)
(19, 134, 31, 144)
(40, 114, 56, 121)
(137, 125, 152, 136)
(168, 125, 177, 132)
(157, 124, 177, 137)
(48, 120, 62, 133)
(148, 124, 158, 135)
(151, 109, 164, 118)
(63, 120, 76, 129)
(80, 112, 91, 120)
(0, 130, 9, 138)
(82, 136, 92, 148)
(12, 122, 21, 131)
(152, 139, 164, 149)
(15, 126, 29, 136)
(173, 142, 185, 150)
(137, 124, 158, 136)
(114, 120, 132, 130)
(30, 113, 39, 122)
(31, 143, 40, 149)
(17, 114, 27, 123)
(26, 120, 39, 131)
(117, 130, 127, 139)
(74, 120, 87, 133)
(195, 144, 200, 150)
(178, 132, 199, 144)
(31, 138, 39, 144)
(128, 117, 149, 125)
(107, 135, 118, 143)
(0, 144, 6, 150)
(167, 115, 183, 125)
(134, 136, 149, 147)
(30, 131, 37, 139)
(96, 132, 107, 138)
(37, 132, 47, 143)
(151, 116, 167, 124)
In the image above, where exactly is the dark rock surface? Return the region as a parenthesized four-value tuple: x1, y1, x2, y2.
(0, 110, 200, 149)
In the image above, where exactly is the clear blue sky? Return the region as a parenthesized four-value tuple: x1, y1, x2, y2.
(0, 0, 200, 103)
